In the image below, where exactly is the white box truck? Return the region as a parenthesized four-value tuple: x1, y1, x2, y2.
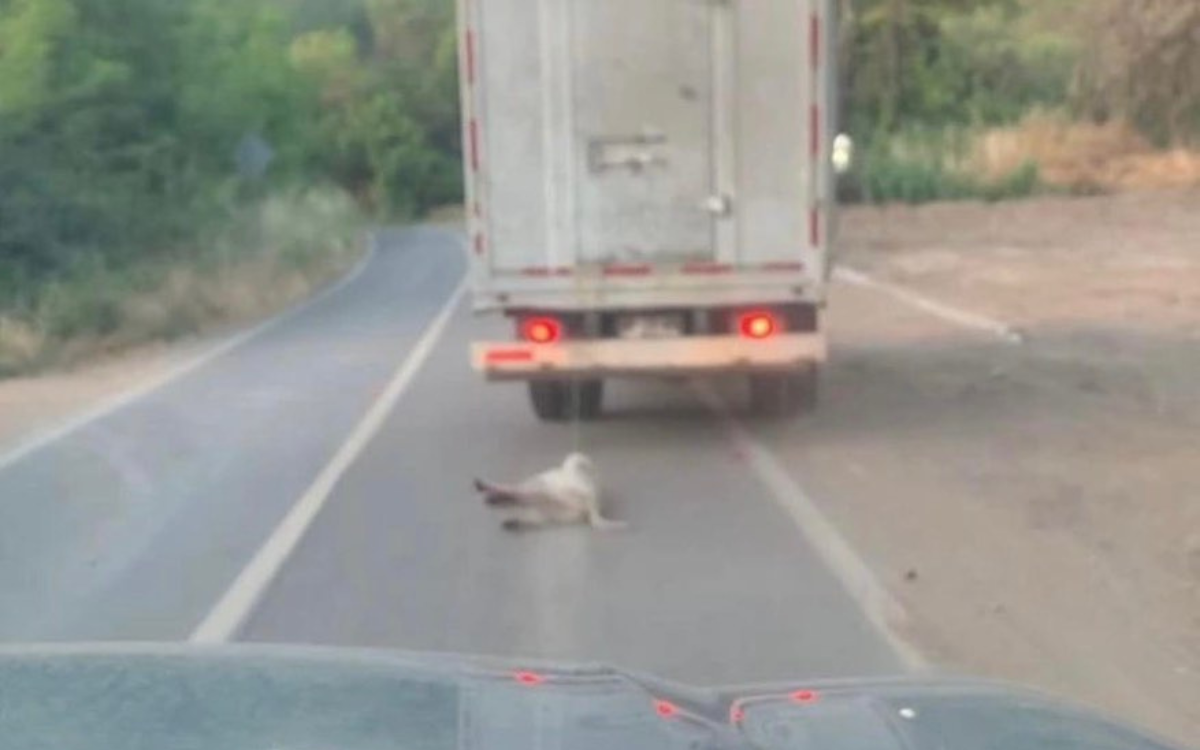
(461, 0, 838, 420)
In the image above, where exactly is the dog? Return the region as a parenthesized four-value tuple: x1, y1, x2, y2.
(475, 453, 627, 532)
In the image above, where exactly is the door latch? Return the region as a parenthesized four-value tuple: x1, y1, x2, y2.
(588, 131, 669, 174)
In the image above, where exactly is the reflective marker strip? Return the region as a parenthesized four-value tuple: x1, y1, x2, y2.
(465, 30, 477, 85)
(518, 267, 572, 277)
(810, 105, 820, 158)
(469, 119, 481, 172)
(762, 261, 805, 272)
(603, 264, 654, 277)
(462, 0, 485, 253)
(810, 12, 820, 70)
(486, 349, 535, 364)
(809, 9, 822, 250)
(681, 262, 734, 274)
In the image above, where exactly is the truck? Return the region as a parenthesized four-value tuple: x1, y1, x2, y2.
(460, 0, 839, 421)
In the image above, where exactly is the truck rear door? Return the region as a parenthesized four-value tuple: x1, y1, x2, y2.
(573, 0, 719, 266)
(464, 0, 830, 298)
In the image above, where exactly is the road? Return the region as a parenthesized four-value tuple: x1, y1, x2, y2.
(0, 227, 950, 685)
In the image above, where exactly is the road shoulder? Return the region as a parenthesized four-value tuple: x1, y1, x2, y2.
(0, 341, 205, 457)
(757, 191, 1199, 745)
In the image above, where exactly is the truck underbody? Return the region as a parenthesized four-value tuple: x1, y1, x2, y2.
(472, 302, 826, 420)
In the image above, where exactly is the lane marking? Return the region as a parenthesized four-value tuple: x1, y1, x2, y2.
(190, 280, 468, 644)
(697, 385, 928, 672)
(835, 266, 1023, 344)
(0, 238, 378, 476)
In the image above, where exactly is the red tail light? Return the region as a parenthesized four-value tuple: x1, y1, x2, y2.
(739, 311, 779, 340)
(790, 689, 820, 704)
(521, 317, 562, 344)
(512, 671, 546, 686)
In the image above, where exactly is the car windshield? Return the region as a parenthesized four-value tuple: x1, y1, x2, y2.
(0, 0, 1196, 748)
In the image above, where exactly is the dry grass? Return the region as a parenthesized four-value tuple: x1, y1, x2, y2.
(972, 111, 1200, 192)
(0, 318, 47, 375)
(115, 260, 324, 345)
(0, 188, 365, 378)
(423, 203, 466, 227)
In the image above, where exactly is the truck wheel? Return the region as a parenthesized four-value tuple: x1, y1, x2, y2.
(566, 380, 604, 421)
(528, 380, 604, 422)
(529, 381, 567, 421)
(750, 368, 818, 418)
(794, 366, 819, 413)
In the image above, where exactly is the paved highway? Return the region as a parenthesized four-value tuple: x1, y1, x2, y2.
(0, 228, 907, 685)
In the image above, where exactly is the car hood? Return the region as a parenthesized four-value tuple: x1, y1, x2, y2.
(0, 644, 1189, 750)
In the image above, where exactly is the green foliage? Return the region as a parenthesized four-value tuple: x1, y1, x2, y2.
(0, 0, 458, 372)
(1074, 0, 1200, 146)
(305, 0, 462, 216)
(0, 0, 78, 116)
(0, 0, 461, 321)
(837, 0, 1088, 203)
(844, 127, 1042, 204)
(0, 186, 362, 375)
(842, 0, 1081, 139)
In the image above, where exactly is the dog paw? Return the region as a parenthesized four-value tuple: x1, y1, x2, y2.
(473, 479, 487, 493)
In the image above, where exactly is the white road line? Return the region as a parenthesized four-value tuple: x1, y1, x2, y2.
(697, 385, 928, 672)
(190, 280, 468, 644)
(835, 266, 1023, 344)
(0, 238, 378, 476)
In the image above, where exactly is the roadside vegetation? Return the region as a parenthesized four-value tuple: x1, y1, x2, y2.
(0, 0, 459, 376)
(840, 0, 1200, 202)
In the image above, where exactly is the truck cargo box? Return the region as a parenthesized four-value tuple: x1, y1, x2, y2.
(458, 0, 837, 312)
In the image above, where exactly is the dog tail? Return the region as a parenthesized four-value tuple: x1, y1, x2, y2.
(587, 507, 629, 532)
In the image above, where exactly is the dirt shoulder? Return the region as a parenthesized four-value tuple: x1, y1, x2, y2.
(0, 342, 208, 458)
(771, 189, 1198, 744)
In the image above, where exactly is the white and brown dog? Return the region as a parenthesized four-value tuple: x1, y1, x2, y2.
(475, 453, 627, 532)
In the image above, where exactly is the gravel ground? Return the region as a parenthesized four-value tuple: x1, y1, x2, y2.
(800, 189, 1200, 744)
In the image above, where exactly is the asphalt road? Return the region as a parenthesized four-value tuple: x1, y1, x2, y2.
(0, 228, 902, 685)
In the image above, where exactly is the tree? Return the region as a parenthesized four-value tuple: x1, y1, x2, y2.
(840, 0, 1076, 137)
(1075, 0, 1200, 145)
(0, 0, 462, 313)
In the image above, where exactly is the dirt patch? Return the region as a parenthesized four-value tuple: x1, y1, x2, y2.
(798, 189, 1199, 743)
(0, 341, 203, 457)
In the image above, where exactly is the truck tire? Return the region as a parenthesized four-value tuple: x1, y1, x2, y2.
(528, 380, 604, 422)
(750, 367, 818, 418)
(529, 381, 567, 421)
(567, 380, 604, 421)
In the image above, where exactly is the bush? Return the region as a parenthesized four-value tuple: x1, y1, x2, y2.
(845, 127, 1044, 204)
(1074, 0, 1200, 146)
(0, 186, 364, 376)
(841, 0, 1082, 138)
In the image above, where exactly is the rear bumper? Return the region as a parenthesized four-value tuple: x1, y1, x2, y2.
(471, 333, 826, 382)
